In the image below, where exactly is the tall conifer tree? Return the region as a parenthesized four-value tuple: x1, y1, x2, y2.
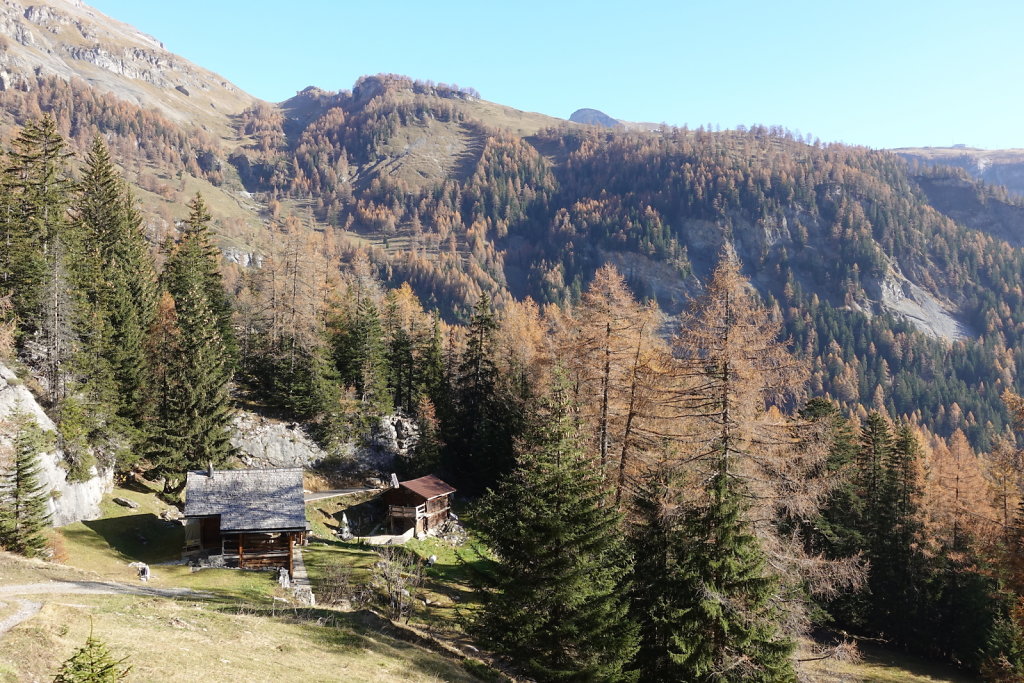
(472, 379, 638, 682)
(150, 199, 235, 491)
(0, 115, 72, 334)
(452, 293, 521, 489)
(668, 247, 830, 680)
(629, 458, 688, 682)
(4, 116, 76, 407)
(74, 137, 157, 428)
(0, 411, 52, 557)
(672, 471, 795, 682)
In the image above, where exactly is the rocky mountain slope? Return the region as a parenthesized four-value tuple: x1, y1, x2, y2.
(1, 2, 1024, 446)
(896, 146, 1024, 197)
(0, 0, 254, 133)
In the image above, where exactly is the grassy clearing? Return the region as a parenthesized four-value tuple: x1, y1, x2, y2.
(54, 486, 284, 605)
(0, 485, 491, 682)
(4, 486, 980, 682)
(304, 494, 488, 633)
(798, 641, 976, 682)
(0, 590, 482, 682)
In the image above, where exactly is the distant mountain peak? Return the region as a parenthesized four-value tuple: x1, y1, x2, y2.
(569, 108, 622, 128)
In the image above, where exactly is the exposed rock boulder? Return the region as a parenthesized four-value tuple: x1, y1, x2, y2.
(355, 415, 419, 471)
(230, 411, 420, 474)
(0, 364, 112, 527)
(230, 412, 327, 469)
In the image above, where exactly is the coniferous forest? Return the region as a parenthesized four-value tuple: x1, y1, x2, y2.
(2, 109, 1024, 680)
(0, 2, 1020, 670)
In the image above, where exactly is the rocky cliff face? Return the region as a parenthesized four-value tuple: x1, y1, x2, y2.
(0, 0, 256, 131)
(229, 410, 420, 475)
(0, 363, 112, 526)
(357, 415, 418, 471)
(231, 412, 327, 469)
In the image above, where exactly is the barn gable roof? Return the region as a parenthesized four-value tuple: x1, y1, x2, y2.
(399, 474, 456, 501)
(185, 468, 306, 532)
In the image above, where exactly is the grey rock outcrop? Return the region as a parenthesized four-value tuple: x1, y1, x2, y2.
(0, 0, 255, 125)
(230, 411, 420, 474)
(230, 412, 327, 469)
(0, 364, 112, 527)
(355, 415, 419, 471)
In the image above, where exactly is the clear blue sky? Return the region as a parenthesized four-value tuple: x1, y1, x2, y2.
(88, 0, 1022, 150)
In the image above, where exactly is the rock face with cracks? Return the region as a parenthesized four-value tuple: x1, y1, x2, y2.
(0, 364, 112, 527)
(230, 412, 327, 469)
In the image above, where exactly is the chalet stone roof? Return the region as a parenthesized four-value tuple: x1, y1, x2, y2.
(184, 467, 306, 532)
(399, 474, 456, 501)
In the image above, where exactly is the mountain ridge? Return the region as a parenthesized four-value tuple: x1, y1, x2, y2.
(0, 1, 1022, 447)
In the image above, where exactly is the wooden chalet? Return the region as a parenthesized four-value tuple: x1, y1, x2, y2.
(183, 467, 308, 577)
(383, 474, 456, 537)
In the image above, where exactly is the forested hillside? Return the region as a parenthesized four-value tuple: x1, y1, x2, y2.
(0, 3, 1020, 457)
(0, 2, 1019, 452)
(206, 74, 1024, 452)
(3, 3, 1024, 678)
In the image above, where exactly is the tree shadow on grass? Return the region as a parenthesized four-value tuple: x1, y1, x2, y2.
(321, 497, 385, 537)
(63, 513, 183, 565)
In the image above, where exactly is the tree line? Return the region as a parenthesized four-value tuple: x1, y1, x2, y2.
(460, 256, 1024, 681)
(0, 115, 234, 496)
(228, 77, 1024, 455)
(2, 114, 1024, 679)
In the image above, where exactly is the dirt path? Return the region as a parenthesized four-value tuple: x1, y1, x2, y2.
(0, 599, 41, 636)
(0, 581, 208, 599)
(304, 487, 377, 502)
(0, 580, 209, 638)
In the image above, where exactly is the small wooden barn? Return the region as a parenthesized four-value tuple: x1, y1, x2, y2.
(183, 467, 308, 577)
(383, 474, 456, 537)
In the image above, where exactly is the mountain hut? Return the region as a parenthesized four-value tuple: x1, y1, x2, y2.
(383, 474, 456, 537)
(183, 467, 309, 577)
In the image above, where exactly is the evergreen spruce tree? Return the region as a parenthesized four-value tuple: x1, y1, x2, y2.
(0, 115, 72, 334)
(354, 296, 391, 415)
(150, 201, 235, 492)
(3, 116, 76, 408)
(451, 293, 520, 489)
(53, 627, 131, 682)
(472, 379, 638, 682)
(848, 412, 901, 636)
(877, 423, 926, 645)
(857, 412, 894, 539)
(387, 325, 415, 414)
(798, 398, 863, 560)
(0, 410, 52, 557)
(173, 194, 235, 359)
(74, 137, 157, 429)
(418, 313, 447, 410)
(262, 330, 341, 428)
(672, 470, 795, 682)
(629, 460, 688, 682)
(333, 295, 391, 418)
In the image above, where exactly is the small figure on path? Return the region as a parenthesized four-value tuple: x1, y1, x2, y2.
(128, 562, 150, 582)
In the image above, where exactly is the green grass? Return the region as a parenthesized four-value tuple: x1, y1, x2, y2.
(0, 485, 490, 682)
(6, 486, 980, 682)
(55, 487, 279, 604)
(0, 587, 483, 682)
(798, 641, 977, 682)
